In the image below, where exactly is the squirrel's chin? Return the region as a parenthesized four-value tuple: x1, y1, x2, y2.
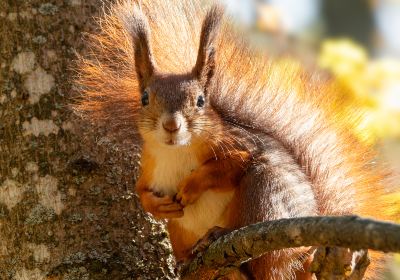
(163, 137, 191, 147)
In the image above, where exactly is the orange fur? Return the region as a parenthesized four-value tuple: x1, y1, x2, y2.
(73, 0, 396, 279)
(176, 151, 250, 205)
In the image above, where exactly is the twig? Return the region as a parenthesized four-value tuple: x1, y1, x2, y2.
(182, 216, 400, 278)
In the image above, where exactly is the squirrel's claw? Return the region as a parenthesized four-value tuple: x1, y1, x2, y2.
(175, 183, 202, 206)
(310, 247, 370, 280)
(140, 191, 184, 219)
(191, 226, 231, 256)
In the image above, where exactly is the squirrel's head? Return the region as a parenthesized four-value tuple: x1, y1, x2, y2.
(123, 5, 224, 147)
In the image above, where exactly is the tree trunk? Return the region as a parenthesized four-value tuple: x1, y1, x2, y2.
(0, 0, 176, 279)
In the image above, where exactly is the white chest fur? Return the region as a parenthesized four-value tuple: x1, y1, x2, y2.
(149, 145, 233, 238)
(149, 145, 199, 195)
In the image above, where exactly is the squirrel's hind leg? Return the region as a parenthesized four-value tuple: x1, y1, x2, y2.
(228, 152, 317, 280)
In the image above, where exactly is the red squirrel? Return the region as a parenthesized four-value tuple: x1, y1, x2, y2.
(75, 0, 390, 279)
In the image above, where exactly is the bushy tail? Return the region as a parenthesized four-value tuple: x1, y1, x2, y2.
(74, 1, 396, 277)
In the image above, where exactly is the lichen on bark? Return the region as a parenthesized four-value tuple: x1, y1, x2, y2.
(0, 0, 177, 279)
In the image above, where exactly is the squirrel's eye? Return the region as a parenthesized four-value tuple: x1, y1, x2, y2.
(141, 91, 149, 106)
(196, 95, 205, 108)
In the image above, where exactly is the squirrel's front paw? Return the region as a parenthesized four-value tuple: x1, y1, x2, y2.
(310, 247, 370, 280)
(175, 180, 203, 206)
(140, 191, 184, 219)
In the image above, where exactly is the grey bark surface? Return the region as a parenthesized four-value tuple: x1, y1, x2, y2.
(0, 0, 176, 279)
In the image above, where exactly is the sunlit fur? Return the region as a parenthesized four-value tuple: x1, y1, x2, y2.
(74, 0, 394, 279)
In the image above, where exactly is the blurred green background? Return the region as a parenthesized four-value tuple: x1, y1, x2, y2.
(219, 0, 400, 278)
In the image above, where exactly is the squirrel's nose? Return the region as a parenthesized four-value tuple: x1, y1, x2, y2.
(162, 118, 181, 133)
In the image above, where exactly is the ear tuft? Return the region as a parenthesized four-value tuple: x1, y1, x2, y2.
(193, 4, 224, 92)
(120, 6, 156, 91)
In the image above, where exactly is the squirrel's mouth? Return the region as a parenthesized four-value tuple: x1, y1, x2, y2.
(163, 134, 191, 147)
(165, 139, 177, 145)
(154, 118, 192, 147)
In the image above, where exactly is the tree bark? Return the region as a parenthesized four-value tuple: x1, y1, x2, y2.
(2, 1, 399, 280)
(0, 0, 176, 279)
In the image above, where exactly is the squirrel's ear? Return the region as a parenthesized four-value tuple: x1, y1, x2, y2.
(193, 5, 224, 93)
(121, 7, 156, 91)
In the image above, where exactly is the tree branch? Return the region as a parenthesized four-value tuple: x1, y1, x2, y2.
(181, 216, 400, 278)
